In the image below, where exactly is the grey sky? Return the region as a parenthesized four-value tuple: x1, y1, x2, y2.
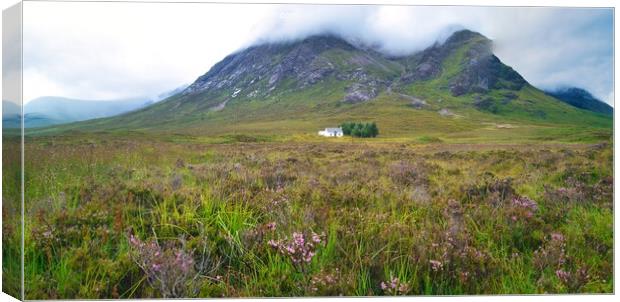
(23, 2, 614, 105)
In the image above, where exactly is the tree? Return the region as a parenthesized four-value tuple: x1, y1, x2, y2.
(340, 122, 354, 135)
(361, 123, 372, 138)
(352, 123, 363, 137)
(369, 122, 379, 137)
(339, 121, 379, 138)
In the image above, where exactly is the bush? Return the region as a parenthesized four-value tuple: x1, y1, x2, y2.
(128, 235, 220, 298)
(339, 122, 378, 138)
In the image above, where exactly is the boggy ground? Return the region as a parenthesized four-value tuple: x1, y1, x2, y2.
(2, 137, 613, 298)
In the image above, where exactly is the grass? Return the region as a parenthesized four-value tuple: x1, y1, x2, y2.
(1, 130, 613, 298)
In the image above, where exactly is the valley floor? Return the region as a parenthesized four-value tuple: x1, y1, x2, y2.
(2, 136, 613, 298)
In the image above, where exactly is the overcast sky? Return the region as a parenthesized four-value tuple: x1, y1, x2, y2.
(22, 1, 614, 105)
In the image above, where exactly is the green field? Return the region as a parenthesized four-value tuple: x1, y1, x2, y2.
(2, 128, 613, 298)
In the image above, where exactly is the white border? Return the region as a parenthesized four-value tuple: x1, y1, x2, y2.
(0, 1, 617, 302)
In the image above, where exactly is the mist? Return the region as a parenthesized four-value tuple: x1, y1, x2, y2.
(246, 5, 613, 105)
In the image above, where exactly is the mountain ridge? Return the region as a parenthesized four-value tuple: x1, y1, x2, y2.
(545, 87, 612, 115)
(33, 29, 612, 141)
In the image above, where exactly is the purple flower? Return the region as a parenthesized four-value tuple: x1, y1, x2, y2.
(381, 276, 409, 295)
(268, 231, 325, 271)
(311, 233, 322, 244)
(556, 269, 570, 282)
(512, 196, 538, 211)
(268, 239, 279, 248)
(266, 222, 276, 231)
(429, 260, 443, 271)
(293, 232, 305, 246)
(551, 233, 565, 242)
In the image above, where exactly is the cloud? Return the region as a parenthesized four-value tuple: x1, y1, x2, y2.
(3, 2, 22, 106)
(22, 2, 613, 106)
(23, 1, 273, 102)
(249, 5, 613, 105)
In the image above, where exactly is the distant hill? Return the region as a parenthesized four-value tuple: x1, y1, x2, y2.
(20, 96, 153, 128)
(2, 100, 21, 128)
(4, 97, 153, 128)
(33, 30, 612, 141)
(545, 87, 613, 115)
(2, 85, 189, 128)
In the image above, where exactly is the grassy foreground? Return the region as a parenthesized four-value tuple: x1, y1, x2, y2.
(2, 132, 612, 298)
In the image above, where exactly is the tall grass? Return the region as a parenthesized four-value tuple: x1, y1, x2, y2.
(3, 135, 612, 298)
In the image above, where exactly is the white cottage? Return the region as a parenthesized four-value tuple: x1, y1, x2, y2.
(318, 127, 344, 137)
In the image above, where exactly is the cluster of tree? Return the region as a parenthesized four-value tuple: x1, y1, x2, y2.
(340, 122, 379, 138)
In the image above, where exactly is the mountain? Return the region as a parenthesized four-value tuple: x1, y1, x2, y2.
(20, 96, 153, 128)
(545, 87, 613, 116)
(1, 85, 190, 129)
(2, 100, 20, 117)
(36, 30, 612, 140)
(2, 100, 21, 128)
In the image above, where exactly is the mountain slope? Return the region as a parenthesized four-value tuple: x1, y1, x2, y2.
(545, 87, 613, 115)
(36, 30, 611, 142)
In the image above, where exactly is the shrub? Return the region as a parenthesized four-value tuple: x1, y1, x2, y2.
(128, 234, 219, 298)
(533, 233, 566, 271)
(380, 276, 410, 295)
(556, 266, 591, 292)
(339, 122, 379, 138)
(268, 231, 325, 273)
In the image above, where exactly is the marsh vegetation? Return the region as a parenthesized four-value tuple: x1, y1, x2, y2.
(2, 134, 612, 298)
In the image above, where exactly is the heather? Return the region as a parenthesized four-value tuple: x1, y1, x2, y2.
(2, 136, 613, 298)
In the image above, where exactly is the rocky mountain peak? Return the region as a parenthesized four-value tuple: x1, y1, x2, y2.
(291, 34, 356, 52)
(443, 30, 526, 96)
(444, 29, 490, 46)
(179, 29, 530, 111)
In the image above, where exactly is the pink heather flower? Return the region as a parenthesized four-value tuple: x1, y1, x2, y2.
(266, 222, 276, 231)
(551, 233, 565, 242)
(512, 196, 538, 211)
(556, 269, 570, 283)
(293, 232, 305, 246)
(429, 260, 443, 271)
(381, 276, 409, 295)
(311, 233, 322, 244)
(42, 230, 53, 239)
(269, 231, 324, 271)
